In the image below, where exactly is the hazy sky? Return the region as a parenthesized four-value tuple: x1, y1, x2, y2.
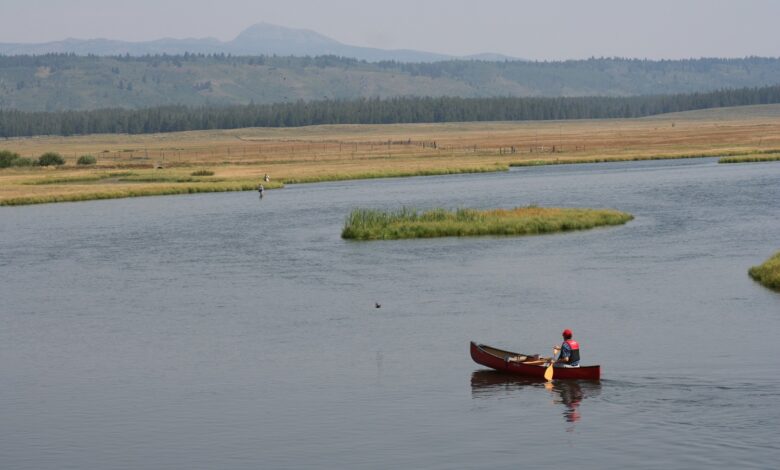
(4, 0, 780, 59)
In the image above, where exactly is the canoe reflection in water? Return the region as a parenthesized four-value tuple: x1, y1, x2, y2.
(470, 370, 602, 424)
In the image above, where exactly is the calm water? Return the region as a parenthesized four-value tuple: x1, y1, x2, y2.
(1, 158, 779, 469)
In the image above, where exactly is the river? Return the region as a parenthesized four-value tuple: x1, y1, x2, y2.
(1, 158, 779, 469)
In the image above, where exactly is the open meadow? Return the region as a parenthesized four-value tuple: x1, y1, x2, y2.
(2, 104, 780, 205)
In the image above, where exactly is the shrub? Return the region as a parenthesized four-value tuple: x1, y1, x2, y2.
(191, 169, 214, 176)
(38, 152, 65, 166)
(77, 155, 97, 165)
(11, 157, 34, 167)
(0, 150, 21, 168)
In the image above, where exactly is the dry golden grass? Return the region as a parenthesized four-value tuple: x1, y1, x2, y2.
(2, 104, 780, 205)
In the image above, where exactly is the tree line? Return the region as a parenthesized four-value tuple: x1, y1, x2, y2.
(1, 84, 779, 138)
(3, 52, 777, 74)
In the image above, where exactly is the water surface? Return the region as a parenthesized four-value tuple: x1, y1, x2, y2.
(2, 158, 779, 469)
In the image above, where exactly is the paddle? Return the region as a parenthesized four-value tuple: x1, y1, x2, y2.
(544, 348, 556, 381)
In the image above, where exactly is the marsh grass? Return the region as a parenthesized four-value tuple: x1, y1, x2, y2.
(748, 251, 780, 291)
(282, 165, 507, 184)
(191, 169, 215, 176)
(117, 174, 225, 183)
(23, 172, 136, 185)
(0, 179, 282, 206)
(719, 154, 780, 163)
(510, 149, 780, 167)
(342, 206, 633, 240)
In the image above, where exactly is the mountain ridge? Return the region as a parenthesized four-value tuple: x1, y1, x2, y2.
(0, 23, 513, 63)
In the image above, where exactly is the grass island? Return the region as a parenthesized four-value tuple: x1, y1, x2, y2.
(748, 251, 780, 291)
(341, 206, 634, 240)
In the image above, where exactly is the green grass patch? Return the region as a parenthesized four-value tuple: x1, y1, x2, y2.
(719, 154, 780, 163)
(191, 169, 215, 176)
(115, 174, 223, 183)
(24, 175, 106, 185)
(0, 180, 277, 206)
(748, 251, 780, 291)
(23, 172, 136, 185)
(342, 206, 634, 240)
(283, 165, 508, 184)
(510, 149, 780, 167)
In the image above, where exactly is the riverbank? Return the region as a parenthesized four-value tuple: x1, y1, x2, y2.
(0, 164, 506, 206)
(3, 105, 780, 206)
(341, 207, 634, 240)
(749, 251, 780, 291)
(719, 154, 780, 163)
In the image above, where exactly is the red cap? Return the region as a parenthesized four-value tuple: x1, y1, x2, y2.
(562, 329, 573, 339)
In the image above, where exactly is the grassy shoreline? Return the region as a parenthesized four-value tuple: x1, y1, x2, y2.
(748, 252, 780, 291)
(511, 149, 780, 167)
(0, 180, 278, 206)
(4, 109, 780, 207)
(3, 149, 776, 207)
(3, 150, 774, 206)
(0, 165, 505, 206)
(719, 154, 780, 164)
(342, 206, 634, 240)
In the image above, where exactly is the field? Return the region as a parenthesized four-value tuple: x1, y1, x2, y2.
(2, 104, 780, 206)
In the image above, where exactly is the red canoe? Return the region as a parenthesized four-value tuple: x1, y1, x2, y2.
(470, 341, 601, 380)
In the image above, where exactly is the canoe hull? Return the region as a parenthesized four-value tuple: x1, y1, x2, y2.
(470, 341, 600, 380)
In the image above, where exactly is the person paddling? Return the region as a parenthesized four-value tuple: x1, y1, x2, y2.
(553, 329, 580, 367)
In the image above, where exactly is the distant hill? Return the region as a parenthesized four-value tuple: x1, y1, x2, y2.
(0, 23, 484, 63)
(2, 54, 780, 112)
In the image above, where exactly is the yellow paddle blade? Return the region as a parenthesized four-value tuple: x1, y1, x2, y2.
(544, 363, 554, 381)
(544, 347, 555, 381)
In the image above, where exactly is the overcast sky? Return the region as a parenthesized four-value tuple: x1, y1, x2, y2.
(4, 0, 780, 59)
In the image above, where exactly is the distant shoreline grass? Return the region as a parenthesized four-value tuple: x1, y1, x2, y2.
(281, 165, 507, 184)
(510, 149, 780, 167)
(3, 109, 780, 207)
(341, 206, 634, 240)
(0, 166, 504, 206)
(719, 154, 780, 164)
(748, 251, 780, 291)
(0, 149, 775, 206)
(0, 180, 282, 206)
